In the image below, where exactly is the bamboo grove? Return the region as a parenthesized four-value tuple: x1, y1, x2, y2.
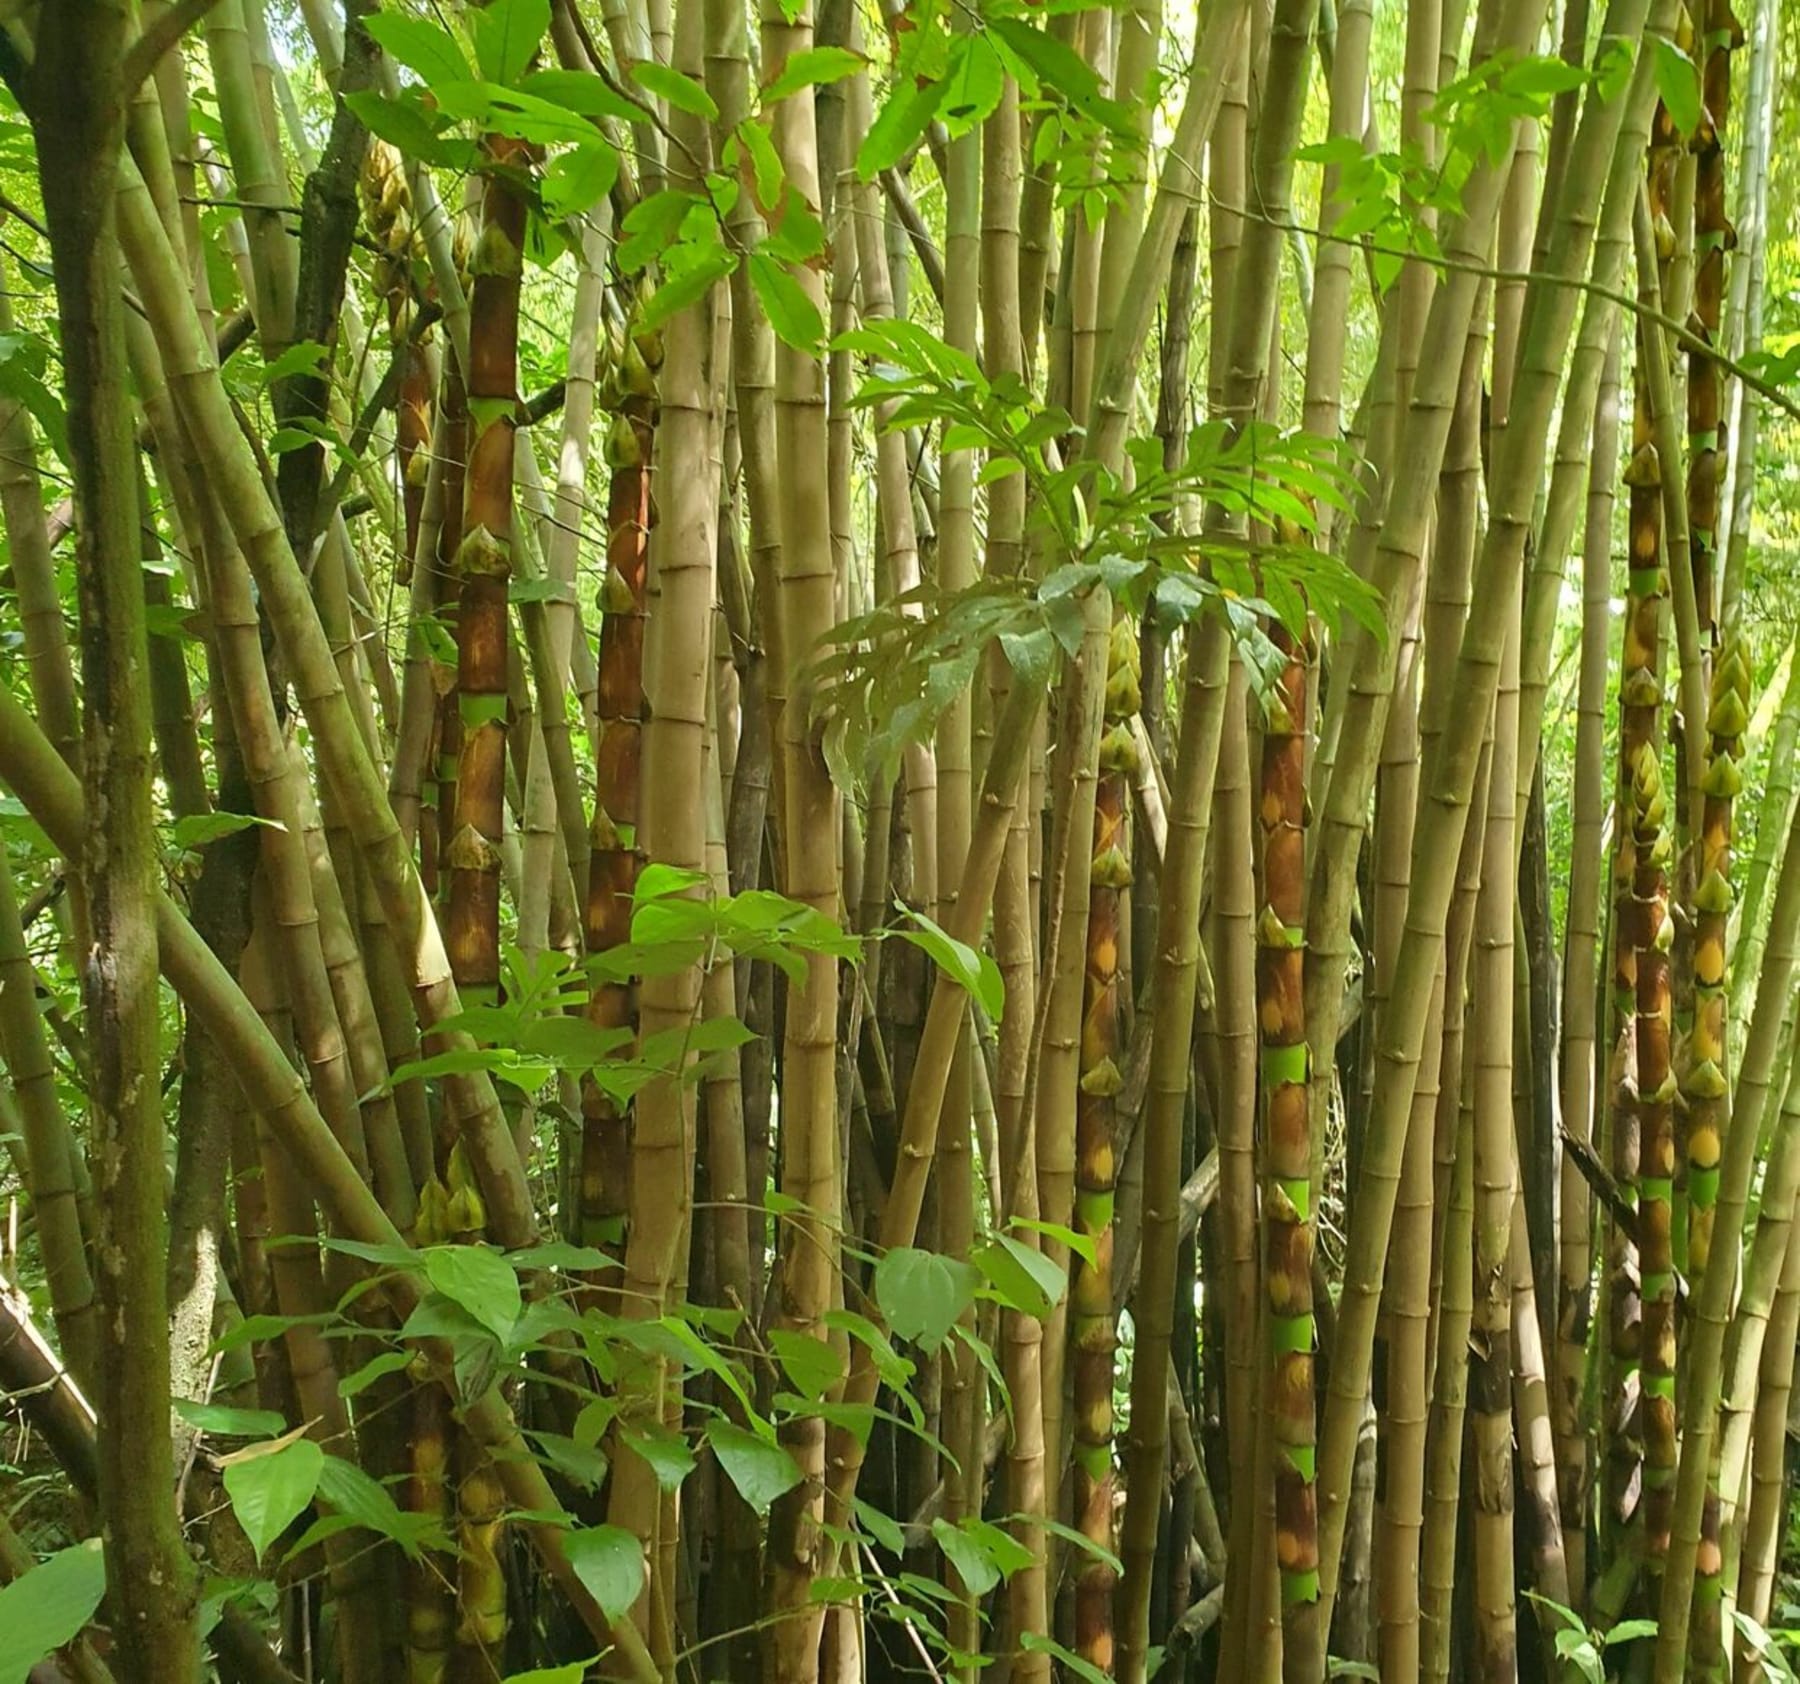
(2, 0, 1800, 1680)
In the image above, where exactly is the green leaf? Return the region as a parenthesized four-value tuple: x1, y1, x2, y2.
(641, 244, 736, 332)
(0, 336, 68, 461)
(1653, 38, 1701, 134)
(617, 190, 697, 272)
(344, 88, 473, 168)
(565, 1525, 646, 1620)
(519, 68, 644, 122)
(363, 11, 471, 87)
(338, 1350, 414, 1399)
(973, 1232, 1065, 1318)
(1008, 1215, 1097, 1269)
(621, 1424, 697, 1492)
(515, 1016, 633, 1071)
(505, 1240, 617, 1274)
(939, 34, 1004, 130)
(423, 1244, 521, 1343)
(1020, 1632, 1112, 1684)
(315, 1454, 436, 1556)
(0, 1539, 106, 1684)
(222, 1435, 325, 1562)
(1038, 1515, 1124, 1575)
(824, 1309, 914, 1389)
(432, 80, 600, 145)
(891, 903, 1003, 1020)
(748, 251, 824, 352)
(856, 1496, 906, 1555)
(530, 1431, 610, 1492)
(759, 46, 865, 106)
(737, 117, 784, 209)
(856, 76, 945, 179)
(1602, 1620, 1660, 1647)
(541, 141, 620, 220)
(471, 0, 549, 84)
(872, 1247, 980, 1354)
(173, 1400, 288, 1438)
(930, 1517, 1013, 1597)
(170, 810, 282, 851)
(708, 1422, 803, 1515)
(631, 59, 719, 120)
(771, 1327, 846, 1402)
(503, 1665, 598, 1684)
(259, 340, 331, 386)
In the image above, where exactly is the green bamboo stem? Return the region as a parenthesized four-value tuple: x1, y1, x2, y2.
(36, 10, 199, 1671)
(1556, 317, 1623, 1610)
(0, 688, 660, 1684)
(758, 0, 844, 1662)
(1116, 617, 1232, 1684)
(0, 855, 97, 1389)
(1470, 593, 1521, 1683)
(1302, 0, 1559, 1157)
(1657, 675, 1800, 1676)
(1309, 6, 1667, 1632)
(114, 147, 539, 1248)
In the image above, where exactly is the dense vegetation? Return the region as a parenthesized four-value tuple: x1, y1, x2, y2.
(0, 0, 1797, 1680)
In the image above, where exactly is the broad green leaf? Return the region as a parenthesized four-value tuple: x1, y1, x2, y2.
(423, 1244, 521, 1343)
(363, 12, 471, 87)
(631, 60, 719, 120)
(1038, 1514, 1124, 1575)
(516, 1016, 633, 1071)
(541, 141, 619, 219)
(823, 1308, 914, 1389)
(641, 244, 737, 333)
(471, 0, 549, 85)
(0, 336, 67, 461)
(1602, 1620, 1660, 1647)
(504, 1666, 598, 1684)
(315, 1454, 437, 1557)
(565, 1525, 646, 1619)
(432, 81, 598, 145)
(222, 1434, 325, 1562)
(173, 1400, 288, 1438)
(520, 68, 644, 122)
(931, 1518, 1000, 1596)
(759, 46, 865, 106)
(338, 1350, 414, 1399)
(749, 251, 824, 351)
(621, 1423, 697, 1492)
(771, 1327, 846, 1402)
(1652, 38, 1701, 135)
(1008, 1215, 1097, 1269)
(344, 88, 475, 168)
(617, 189, 697, 273)
(505, 1240, 617, 1274)
(973, 1232, 1065, 1318)
(940, 34, 1004, 130)
(708, 1422, 803, 1515)
(737, 117, 784, 209)
(855, 1496, 906, 1555)
(258, 340, 331, 385)
(171, 810, 282, 851)
(891, 903, 1004, 1020)
(857, 76, 945, 179)
(1021, 1632, 1112, 1684)
(872, 1247, 980, 1354)
(0, 1539, 106, 1684)
(530, 1431, 610, 1492)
